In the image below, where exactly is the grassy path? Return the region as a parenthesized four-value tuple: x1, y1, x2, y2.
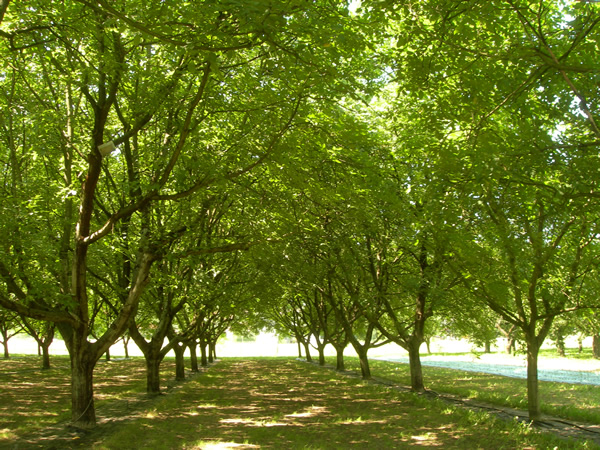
(87, 358, 584, 449)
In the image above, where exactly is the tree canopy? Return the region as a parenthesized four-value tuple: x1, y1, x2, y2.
(1, 0, 599, 426)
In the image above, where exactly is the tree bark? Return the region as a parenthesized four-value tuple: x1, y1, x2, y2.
(593, 334, 600, 359)
(200, 341, 208, 367)
(209, 341, 216, 362)
(2, 338, 8, 359)
(41, 342, 51, 370)
(123, 336, 130, 358)
(188, 343, 199, 372)
(356, 347, 371, 379)
(69, 348, 97, 427)
(317, 343, 326, 365)
(173, 343, 186, 381)
(146, 357, 162, 395)
(334, 345, 345, 371)
(303, 341, 312, 362)
(526, 339, 542, 421)
(407, 337, 425, 392)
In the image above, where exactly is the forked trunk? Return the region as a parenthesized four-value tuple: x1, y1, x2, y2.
(526, 340, 541, 421)
(123, 338, 130, 359)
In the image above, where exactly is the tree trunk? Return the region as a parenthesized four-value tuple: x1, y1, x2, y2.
(146, 357, 162, 395)
(317, 344, 326, 366)
(356, 347, 371, 379)
(593, 334, 600, 359)
(506, 337, 515, 355)
(407, 338, 425, 392)
(188, 343, 199, 372)
(200, 342, 208, 367)
(555, 334, 565, 357)
(70, 351, 96, 427)
(105, 347, 111, 362)
(296, 338, 302, 358)
(173, 343, 186, 381)
(41, 342, 51, 370)
(303, 341, 312, 362)
(526, 339, 542, 421)
(484, 340, 491, 353)
(334, 345, 345, 371)
(123, 337, 130, 359)
(2, 339, 8, 359)
(208, 341, 216, 363)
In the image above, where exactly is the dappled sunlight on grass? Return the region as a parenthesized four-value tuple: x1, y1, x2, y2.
(2, 356, 595, 448)
(193, 440, 260, 449)
(91, 358, 580, 449)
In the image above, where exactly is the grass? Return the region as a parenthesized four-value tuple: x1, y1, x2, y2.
(335, 355, 600, 424)
(1, 355, 597, 449)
